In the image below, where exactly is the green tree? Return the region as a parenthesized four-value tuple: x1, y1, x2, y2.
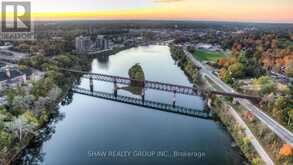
(223, 70, 233, 84)
(228, 62, 245, 78)
(253, 76, 276, 96)
(5, 115, 37, 141)
(272, 96, 289, 122)
(0, 130, 13, 148)
(288, 109, 293, 126)
(53, 54, 73, 68)
(11, 95, 35, 115)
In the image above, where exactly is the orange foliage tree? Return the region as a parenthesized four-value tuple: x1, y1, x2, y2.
(218, 58, 226, 66)
(244, 111, 254, 122)
(279, 144, 293, 157)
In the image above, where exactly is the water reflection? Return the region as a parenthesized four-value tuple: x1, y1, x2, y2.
(14, 45, 247, 165)
(96, 55, 110, 69)
(72, 87, 210, 119)
(13, 108, 66, 165)
(61, 90, 73, 106)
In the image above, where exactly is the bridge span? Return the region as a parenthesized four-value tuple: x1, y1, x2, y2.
(61, 68, 198, 96)
(72, 87, 211, 119)
(60, 68, 262, 102)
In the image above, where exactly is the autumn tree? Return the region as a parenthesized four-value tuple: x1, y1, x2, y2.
(279, 144, 292, 157)
(218, 58, 226, 66)
(285, 62, 293, 77)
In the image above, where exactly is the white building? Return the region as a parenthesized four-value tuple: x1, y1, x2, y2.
(96, 35, 110, 50)
(0, 68, 27, 90)
(75, 36, 92, 52)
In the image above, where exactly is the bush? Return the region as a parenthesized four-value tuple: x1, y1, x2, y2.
(0, 130, 13, 148)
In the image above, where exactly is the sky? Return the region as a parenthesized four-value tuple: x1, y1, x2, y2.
(2, 0, 293, 23)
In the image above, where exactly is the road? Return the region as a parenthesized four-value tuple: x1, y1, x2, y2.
(183, 47, 293, 147)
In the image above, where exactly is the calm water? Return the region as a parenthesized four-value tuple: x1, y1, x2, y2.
(15, 45, 247, 165)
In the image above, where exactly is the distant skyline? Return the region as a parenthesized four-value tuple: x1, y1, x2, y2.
(3, 0, 293, 23)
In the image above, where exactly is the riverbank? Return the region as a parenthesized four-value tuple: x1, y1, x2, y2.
(0, 53, 93, 164)
(182, 45, 293, 165)
(4, 46, 135, 164)
(12, 45, 248, 165)
(8, 45, 253, 164)
(169, 45, 269, 165)
(210, 96, 266, 164)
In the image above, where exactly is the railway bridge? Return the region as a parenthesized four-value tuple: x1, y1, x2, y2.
(60, 68, 262, 102)
(72, 87, 211, 119)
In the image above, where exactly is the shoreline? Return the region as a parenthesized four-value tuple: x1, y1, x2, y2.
(6, 46, 133, 164)
(7, 44, 255, 164)
(169, 44, 264, 164)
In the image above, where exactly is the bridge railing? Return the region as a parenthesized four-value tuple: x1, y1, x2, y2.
(72, 87, 211, 119)
(59, 68, 262, 102)
(60, 68, 199, 96)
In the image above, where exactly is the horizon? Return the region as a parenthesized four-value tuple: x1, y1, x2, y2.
(1, 0, 293, 23)
(31, 19, 293, 24)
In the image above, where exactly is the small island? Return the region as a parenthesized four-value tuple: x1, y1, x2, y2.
(128, 63, 145, 81)
(122, 63, 145, 95)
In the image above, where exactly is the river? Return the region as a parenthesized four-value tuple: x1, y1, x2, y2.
(14, 45, 247, 165)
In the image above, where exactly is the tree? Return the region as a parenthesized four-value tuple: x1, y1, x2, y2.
(0, 130, 13, 148)
(53, 54, 73, 68)
(11, 95, 35, 115)
(228, 62, 245, 78)
(274, 96, 288, 110)
(260, 84, 276, 96)
(288, 109, 293, 126)
(244, 111, 255, 122)
(48, 86, 62, 102)
(222, 70, 233, 84)
(33, 97, 50, 116)
(5, 89, 17, 107)
(5, 114, 37, 141)
(253, 76, 276, 95)
(30, 55, 49, 69)
(279, 144, 292, 157)
(31, 77, 55, 97)
(271, 96, 290, 123)
(18, 65, 29, 72)
(285, 62, 293, 77)
(218, 58, 225, 66)
(23, 111, 39, 126)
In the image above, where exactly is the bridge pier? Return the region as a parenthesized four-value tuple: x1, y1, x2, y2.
(89, 77, 94, 92)
(114, 78, 118, 97)
(62, 69, 261, 102)
(207, 98, 212, 108)
(142, 88, 145, 104)
(197, 90, 202, 96)
(172, 90, 176, 107)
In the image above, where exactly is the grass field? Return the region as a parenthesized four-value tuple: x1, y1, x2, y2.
(192, 49, 225, 62)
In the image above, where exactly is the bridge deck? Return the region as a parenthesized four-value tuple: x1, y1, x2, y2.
(72, 87, 211, 119)
(62, 68, 198, 96)
(61, 68, 261, 102)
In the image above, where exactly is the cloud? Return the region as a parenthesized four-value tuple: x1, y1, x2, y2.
(153, 0, 184, 3)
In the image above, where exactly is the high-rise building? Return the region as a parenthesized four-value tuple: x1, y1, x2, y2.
(103, 39, 109, 49)
(75, 36, 92, 52)
(96, 35, 105, 50)
(96, 35, 111, 50)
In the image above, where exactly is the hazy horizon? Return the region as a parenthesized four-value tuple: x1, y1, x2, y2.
(30, 19, 293, 24)
(2, 0, 293, 23)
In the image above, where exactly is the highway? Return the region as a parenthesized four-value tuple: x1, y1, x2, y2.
(183, 47, 293, 147)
